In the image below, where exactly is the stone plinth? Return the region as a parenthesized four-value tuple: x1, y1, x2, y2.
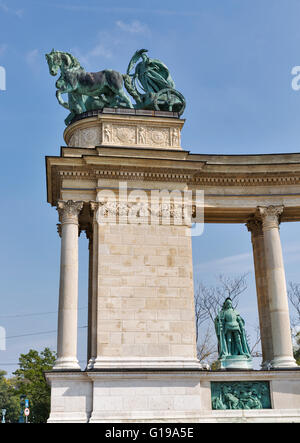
(216, 355, 253, 370)
(45, 369, 300, 423)
(63, 109, 184, 150)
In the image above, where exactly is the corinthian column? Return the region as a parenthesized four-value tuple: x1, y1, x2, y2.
(246, 216, 273, 368)
(53, 200, 83, 370)
(257, 205, 297, 368)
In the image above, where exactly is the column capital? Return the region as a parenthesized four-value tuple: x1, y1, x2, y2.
(256, 205, 284, 231)
(89, 201, 100, 216)
(246, 215, 263, 238)
(57, 200, 83, 225)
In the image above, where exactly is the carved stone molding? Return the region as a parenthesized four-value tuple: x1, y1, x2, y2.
(58, 168, 196, 183)
(57, 167, 300, 187)
(193, 174, 300, 187)
(57, 200, 84, 225)
(256, 205, 284, 231)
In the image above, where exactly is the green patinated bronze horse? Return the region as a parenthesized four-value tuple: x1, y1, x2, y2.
(46, 49, 133, 125)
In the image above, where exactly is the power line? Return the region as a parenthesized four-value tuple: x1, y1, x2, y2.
(0, 359, 87, 367)
(4, 325, 87, 340)
(0, 306, 87, 319)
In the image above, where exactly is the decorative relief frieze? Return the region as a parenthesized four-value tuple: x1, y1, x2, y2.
(65, 119, 182, 149)
(68, 127, 100, 148)
(90, 200, 196, 225)
(114, 125, 136, 144)
(150, 128, 168, 146)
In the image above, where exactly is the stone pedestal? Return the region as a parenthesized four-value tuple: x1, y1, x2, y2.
(64, 108, 184, 150)
(216, 355, 253, 370)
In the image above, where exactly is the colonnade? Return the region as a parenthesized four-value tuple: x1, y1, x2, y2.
(52, 201, 297, 370)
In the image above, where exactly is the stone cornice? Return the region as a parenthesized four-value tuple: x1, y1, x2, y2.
(54, 164, 300, 187)
(46, 147, 300, 226)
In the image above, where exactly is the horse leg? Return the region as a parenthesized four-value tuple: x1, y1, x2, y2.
(56, 89, 70, 109)
(118, 88, 133, 108)
(71, 92, 87, 114)
(107, 82, 133, 109)
(63, 93, 86, 125)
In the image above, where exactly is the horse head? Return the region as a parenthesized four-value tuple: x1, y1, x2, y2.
(46, 49, 81, 76)
(45, 49, 60, 76)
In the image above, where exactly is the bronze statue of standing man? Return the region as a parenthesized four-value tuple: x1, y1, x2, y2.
(215, 297, 252, 369)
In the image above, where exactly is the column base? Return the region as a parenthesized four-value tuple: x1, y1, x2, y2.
(52, 357, 81, 370)
(271, 356, 298, 369)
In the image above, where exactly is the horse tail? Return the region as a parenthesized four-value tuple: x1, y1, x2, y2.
(122, 74, 141, 103)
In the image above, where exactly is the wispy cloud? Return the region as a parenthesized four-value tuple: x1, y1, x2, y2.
(0, 1, 23, 18)
(79, 43, 112, 63)
(115, 19, 149, 34)
(72, 38, 113, 70)
(194, 240, 300, 279)
(195, 252, 253, 275)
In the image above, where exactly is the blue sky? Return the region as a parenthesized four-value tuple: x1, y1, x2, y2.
(1, 0, 300, 373)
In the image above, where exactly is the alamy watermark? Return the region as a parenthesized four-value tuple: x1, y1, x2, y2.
(0, 66, 6, 91)
(94, 182, 205, 237)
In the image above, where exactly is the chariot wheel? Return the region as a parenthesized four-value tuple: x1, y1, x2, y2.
(153, 88, 186, 115)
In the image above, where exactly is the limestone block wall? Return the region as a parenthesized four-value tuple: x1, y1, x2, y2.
(93, 222, 198, 367)
(89, 372, 202, 422)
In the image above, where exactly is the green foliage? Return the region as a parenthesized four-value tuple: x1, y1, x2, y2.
(13, 347, 56, 423)
(0, 370, 19, 422)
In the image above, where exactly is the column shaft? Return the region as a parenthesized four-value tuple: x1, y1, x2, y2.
(54, 200, 83, 370)
(86, 226, 93, 364)
(246, 217, 273, 367)
(87, 202, 99, 369)
(258, 206, 297, 368)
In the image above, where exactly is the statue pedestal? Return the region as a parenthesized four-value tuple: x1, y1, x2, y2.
(63, 108, 184, 149)
(216, 355, 253, 370)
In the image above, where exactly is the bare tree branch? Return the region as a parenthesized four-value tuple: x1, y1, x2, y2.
(288, 282, 300, 325)
(196, 324, 218, 364)
(194, 273, 250, 363)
